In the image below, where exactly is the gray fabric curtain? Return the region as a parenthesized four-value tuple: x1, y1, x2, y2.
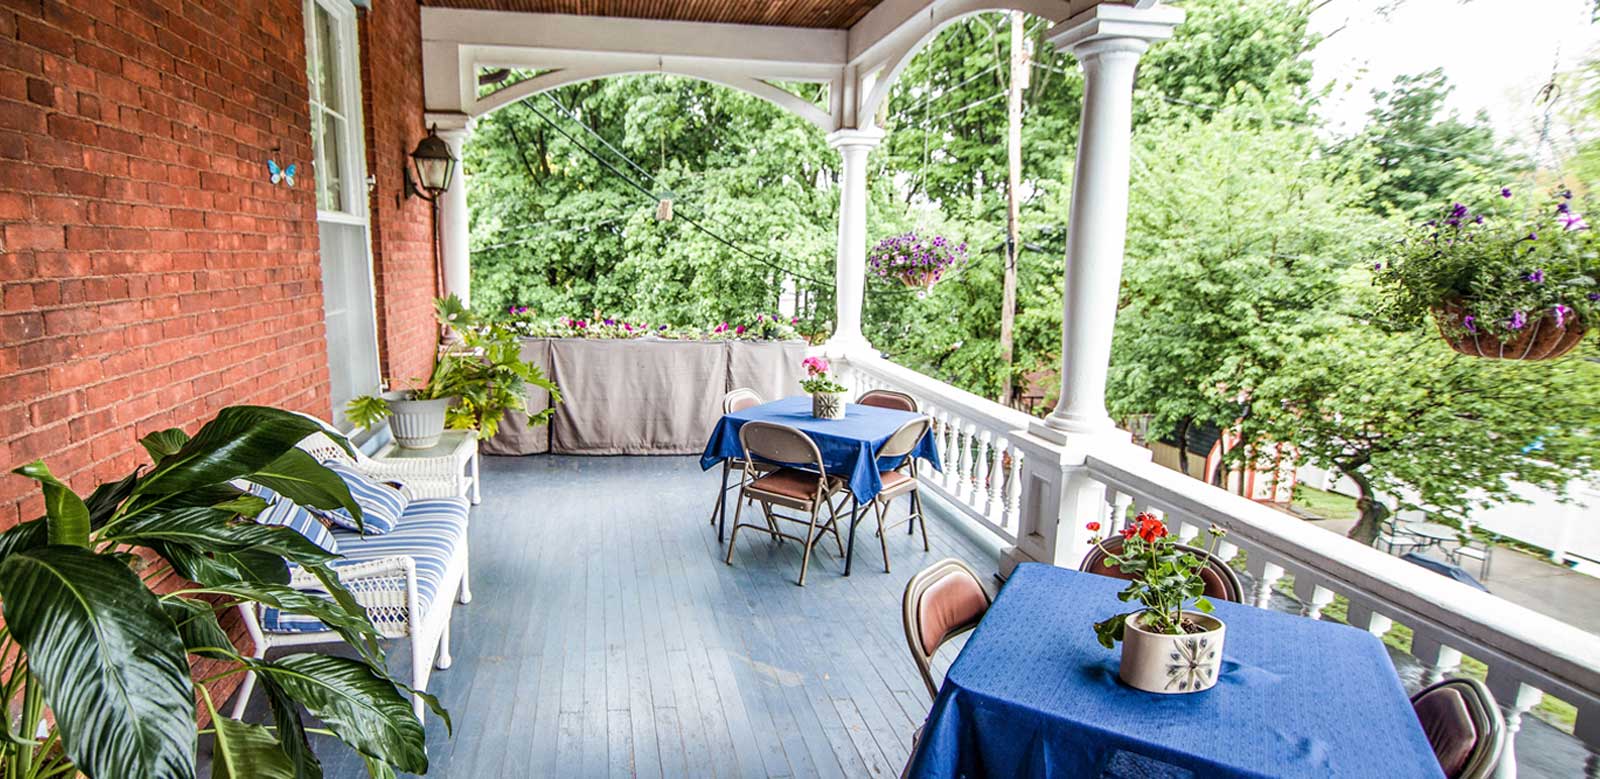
(478, 338, 554, 455)
(726, 340, 808, 403)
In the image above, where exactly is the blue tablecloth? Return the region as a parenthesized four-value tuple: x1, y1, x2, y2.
(698, 396, 941, 501)
(908, 564, 1444, 779)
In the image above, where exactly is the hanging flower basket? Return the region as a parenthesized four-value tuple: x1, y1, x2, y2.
(1434, 299, 1586, 361)
(1373, 187, 1600, 361)
(868, 231, 967, 295)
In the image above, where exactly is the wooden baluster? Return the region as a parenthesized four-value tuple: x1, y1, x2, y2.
(1293, 579, 1335, 621)
(959, 421, 978, 503)
(1248, 560, 1285, 609)
(950, 421, 970, 500)
(973, 429, 992, 512)
(1112, 491, 1133, 530)
(1005, 444, 1023, 532)
(932, 409, 952, 490)
(1411, 633, 1463, 685)
(1101, 488, 1121, 533)
(986, 436, 1007, 522)
(1176, 521, 1200, 544)
(1490, 682, 1543, 779)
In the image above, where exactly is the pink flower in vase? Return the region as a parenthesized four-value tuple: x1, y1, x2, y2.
(801, 356, 830, 377)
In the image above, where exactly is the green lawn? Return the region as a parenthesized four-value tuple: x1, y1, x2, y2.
(1291, 484, 1360, 521)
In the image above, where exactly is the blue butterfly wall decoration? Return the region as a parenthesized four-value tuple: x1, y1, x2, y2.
(267, 159, 297, 187)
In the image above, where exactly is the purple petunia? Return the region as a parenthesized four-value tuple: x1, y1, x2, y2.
(1527, 233, 1538, 241)
(1560, 212, 1588, 231)
(1508, 310, 1528, 330)
(1526, 269, 1545, 283)
(1373, 262, 1384, 271)
(1501, 187, 1513, 198)
(1557, 202, 1571, 214)
(1463, 315, 1477, 334)
(1553, 304, 1572, 328)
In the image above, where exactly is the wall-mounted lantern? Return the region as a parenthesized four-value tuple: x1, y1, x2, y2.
(405, 124, 456, 201)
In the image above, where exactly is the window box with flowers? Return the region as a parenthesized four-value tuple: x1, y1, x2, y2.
(1374, 187, 1599, 360)
(1087, 514, 1230, 694)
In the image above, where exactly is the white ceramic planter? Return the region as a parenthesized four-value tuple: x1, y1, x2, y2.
(812, 392, 846, 420)
(385, 392, 453, 449)
(1118, 611, 1225, 694)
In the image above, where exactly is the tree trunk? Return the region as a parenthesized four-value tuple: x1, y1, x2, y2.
(998, 10, 1026, 405)
(1344, 468, 1389, 545)
(1174, 416, 1191, 478)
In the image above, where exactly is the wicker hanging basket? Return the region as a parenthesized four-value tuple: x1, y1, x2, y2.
(897, 271, 938, 292)
(1433, 299, 1586, 360)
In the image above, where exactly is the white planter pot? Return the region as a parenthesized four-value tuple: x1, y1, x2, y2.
(811, 392, 846, 420)
(385, 393, 453, 449)
(1118, 611, 1225, 694)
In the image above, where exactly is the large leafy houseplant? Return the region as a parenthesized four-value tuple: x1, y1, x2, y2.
(347, 296, 560, 440)
(1374, 188, 1600, 359)
(0, 406, 446, 778)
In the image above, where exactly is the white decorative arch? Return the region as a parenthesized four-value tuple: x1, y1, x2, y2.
(469, 66, 835, 133)
(848, 0, 1075, 128)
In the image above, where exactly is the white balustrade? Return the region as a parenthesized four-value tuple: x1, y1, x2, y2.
(831, 350, 1600, 774)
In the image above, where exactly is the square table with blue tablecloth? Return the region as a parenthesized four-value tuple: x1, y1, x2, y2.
(700, 395, 941, 574)
(907, 563, 1444, 779)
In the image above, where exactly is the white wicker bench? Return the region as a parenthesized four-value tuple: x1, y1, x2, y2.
(230, 429, 472, 723)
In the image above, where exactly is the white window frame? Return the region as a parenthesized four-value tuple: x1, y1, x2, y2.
(304, 0, 384, 426)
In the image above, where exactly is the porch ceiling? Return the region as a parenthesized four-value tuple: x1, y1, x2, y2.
(416, 0, 886, 29)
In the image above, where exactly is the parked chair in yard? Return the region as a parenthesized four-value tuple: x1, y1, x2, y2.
(858, 388, 919, 413)
(1448, 537, 1494, 582)
(1080, 536, 1245, 603)
(866, 416, 933, 573)
(1411, 678, 1505, 779)
(231, 426, 471, 724)
(710, 388, 766, 530)
(1376, 516, 1424, 555)
(723, 421, 848, 586)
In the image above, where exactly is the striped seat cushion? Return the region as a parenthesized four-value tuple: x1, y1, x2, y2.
(261, 496, 469, 633)
(255, 494, 339, 555)
(316, 460, 408, 535)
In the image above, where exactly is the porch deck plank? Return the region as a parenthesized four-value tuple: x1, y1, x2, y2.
(255, 454, 995, 778)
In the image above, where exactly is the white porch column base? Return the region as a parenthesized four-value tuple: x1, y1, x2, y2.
(1038, 3, 1183, 440)
(427, 112, 475, 307)
(825, 127, 884, 354)
(999, 428, 1153, 579)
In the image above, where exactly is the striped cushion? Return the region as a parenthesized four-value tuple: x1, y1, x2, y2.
(317, 460, 408, 535)
(256, 497, 339, 555)
(261, 496, 469, 633)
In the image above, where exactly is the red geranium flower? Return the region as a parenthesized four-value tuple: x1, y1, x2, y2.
(1134, 514, 1168, 543)
(1085, 521, 1100, 533)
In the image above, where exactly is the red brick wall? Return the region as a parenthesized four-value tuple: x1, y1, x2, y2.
(0, 0, 329, 522)
(0, 0, 435, 714)
(360, 2, 438, 388)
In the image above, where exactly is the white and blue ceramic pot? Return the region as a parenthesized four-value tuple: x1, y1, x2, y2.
(1119, 611, 1225, 694)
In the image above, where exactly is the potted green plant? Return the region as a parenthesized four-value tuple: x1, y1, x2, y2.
(348, 295, 560, 448)
(1088, 514, 1229, 694)
(799, 356, 848, 419)
(1374, 188, 1599, 359)
(1, 406, 446, 778)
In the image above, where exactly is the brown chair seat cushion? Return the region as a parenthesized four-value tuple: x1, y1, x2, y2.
(881, 470, 914, 490)
(748, 469, 827, 501)
(916, 571, 989, 655)
(1413, 687, 1480, 778)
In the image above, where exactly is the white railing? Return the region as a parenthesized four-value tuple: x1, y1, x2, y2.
(833, 354, 1034, 545)
(839, 351, 1600, 776)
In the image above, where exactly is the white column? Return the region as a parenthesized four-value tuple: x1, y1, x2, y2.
(1034, 4, 1182, 442)
(428, 114, 475, 307)
(825, 128, 884, 355)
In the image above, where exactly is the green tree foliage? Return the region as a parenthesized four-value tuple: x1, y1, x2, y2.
(1107, 104, 1382, 472)
(1240, 325, 1599, 543)
(1344, 69, 1515, 215)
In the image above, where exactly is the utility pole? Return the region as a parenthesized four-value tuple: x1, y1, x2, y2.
(999, 10, 1027, 405)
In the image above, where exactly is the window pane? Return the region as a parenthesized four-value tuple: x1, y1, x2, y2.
(315, 5, 340, 114)
(319, 112, 345, 212)
(304, 12, 320, 106)
(318, 221, 381, 428)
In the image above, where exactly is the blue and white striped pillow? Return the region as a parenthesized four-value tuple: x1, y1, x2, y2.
(315, 460, 408, 535)
(255, 496, 339, 554)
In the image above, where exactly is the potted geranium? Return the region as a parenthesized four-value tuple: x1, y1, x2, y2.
(348, 296, 559, 448)
(799, 356, 848, 419)
(1089, 514, 1229, 694)
(1374, 187, 1599, 359)
(868, 231, 968, 295)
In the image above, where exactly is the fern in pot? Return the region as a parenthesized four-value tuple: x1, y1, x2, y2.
(347, 296, 560, 448)
(1, 405, 447, 778)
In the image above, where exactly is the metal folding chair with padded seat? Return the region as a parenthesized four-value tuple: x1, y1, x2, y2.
(710, 388, 767, 535)
(899, 558, 992, 778)
(864, 416, 932, 573)
(723, 421, 850, 586)
(1411, 677, 1505, 779)
(1079, 535, 1245, 603)
(858, 388, 918, 413)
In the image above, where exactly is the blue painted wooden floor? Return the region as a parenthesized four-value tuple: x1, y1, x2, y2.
(240, 454, 995, 778)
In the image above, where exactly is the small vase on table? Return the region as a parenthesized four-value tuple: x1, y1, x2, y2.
(799, 356, 848, 420)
